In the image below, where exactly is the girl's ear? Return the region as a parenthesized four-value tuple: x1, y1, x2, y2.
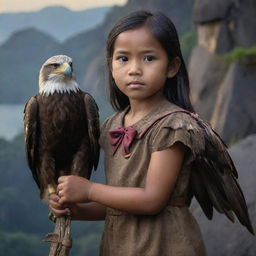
(167, 57, 181, 78)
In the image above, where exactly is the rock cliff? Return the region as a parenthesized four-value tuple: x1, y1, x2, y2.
(189, 0, 256, 143)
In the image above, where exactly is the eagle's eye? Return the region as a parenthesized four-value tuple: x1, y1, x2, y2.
(69, 62, 73, 67)
(52, 63, 60, 68)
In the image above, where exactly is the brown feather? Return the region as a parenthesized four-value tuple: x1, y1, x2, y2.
(190, 116, 254, 235)
(83, 93, 100, 170)
(24, 96, 40, 187)
(168, 110, 254, 235)
(24, 91, 100, 200)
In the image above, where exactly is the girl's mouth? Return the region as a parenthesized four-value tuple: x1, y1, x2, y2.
(127, 81, 145, 89)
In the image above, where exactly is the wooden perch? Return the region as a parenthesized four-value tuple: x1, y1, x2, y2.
(44, 215, 72, 256)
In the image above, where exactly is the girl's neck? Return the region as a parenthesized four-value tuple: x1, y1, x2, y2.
(124, 96, 169, 127)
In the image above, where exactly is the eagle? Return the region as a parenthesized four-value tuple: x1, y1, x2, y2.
(24, 55, 100, 201)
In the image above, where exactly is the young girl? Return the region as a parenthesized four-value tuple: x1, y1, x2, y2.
(50, 10, 253, 256)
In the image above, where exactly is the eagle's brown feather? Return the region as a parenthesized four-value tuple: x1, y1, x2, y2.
(83, 93, 100, 170)
(24, 96, 40, 187)
(24, 55, 100, 200)
(24, 91, 99, 200)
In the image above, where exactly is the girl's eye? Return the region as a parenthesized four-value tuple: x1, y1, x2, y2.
(144, 56, 155, 62)
(117, 56, 128, 62)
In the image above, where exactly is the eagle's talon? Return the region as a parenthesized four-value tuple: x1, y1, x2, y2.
(48, 212, 57, 222)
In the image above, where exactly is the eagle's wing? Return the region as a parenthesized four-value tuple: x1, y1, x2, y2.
(188, 118, 254, 235)
(83, 93, 100, 170)
(24, 96, 40, 187)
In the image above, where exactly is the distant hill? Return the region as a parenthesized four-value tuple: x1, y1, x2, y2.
(0, 28, 60, 103)
(0, 6, 110, 44)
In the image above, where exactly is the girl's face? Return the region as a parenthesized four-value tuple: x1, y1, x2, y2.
(111, 26, 178, 103)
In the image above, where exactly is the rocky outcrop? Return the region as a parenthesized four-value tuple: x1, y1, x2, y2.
(192, 134, 256, 256)
(193, 0, 231, 22)
(211, 63, 256, 143)
(189, 0, 256, 143)
(193, 0, 256, 52)
(189, 45, 228, 120)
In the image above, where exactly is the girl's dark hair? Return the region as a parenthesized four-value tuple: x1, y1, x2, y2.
(106, 10, 195, 112)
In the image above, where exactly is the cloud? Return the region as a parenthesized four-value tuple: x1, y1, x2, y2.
(0, 0, 127, 13)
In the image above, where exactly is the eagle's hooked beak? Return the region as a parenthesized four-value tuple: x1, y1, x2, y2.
(53, 62, 72, 76)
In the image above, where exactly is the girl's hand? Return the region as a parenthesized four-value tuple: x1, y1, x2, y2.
(57, 175, 92, 204)
(49, 193, 70, 217)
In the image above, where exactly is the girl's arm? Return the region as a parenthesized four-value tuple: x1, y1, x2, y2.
(49, 194, 106, 220)
(58, 142, 185, 215)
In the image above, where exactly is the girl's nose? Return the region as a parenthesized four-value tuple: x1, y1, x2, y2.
(128, 60, 142, 76)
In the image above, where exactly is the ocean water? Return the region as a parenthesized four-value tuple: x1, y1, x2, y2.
(0, 104, 24, 140)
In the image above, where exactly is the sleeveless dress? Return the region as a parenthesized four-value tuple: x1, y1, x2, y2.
(99, 102, 207, 256)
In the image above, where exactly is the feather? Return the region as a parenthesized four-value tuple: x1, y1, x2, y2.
(164, 110, 254, 234)
(189, 165, 213, 219)
(84, 93, 100, 170)
(190, 115, 255, 235)
(24, 97, 40, 187)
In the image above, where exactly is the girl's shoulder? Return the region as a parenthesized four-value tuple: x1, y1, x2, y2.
(150, 102, 205, 161)
(151, 102, 201, 132)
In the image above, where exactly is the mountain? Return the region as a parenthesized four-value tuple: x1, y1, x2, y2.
(0, 28, 60, 103)
(0, 6, 110, 44)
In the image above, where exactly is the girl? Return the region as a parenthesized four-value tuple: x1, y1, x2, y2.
(50, 10, 253, 256)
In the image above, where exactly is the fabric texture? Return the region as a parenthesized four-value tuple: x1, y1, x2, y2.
(99, 102, 207, 256)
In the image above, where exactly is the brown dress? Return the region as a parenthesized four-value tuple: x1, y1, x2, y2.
(99, 102, 207, 256)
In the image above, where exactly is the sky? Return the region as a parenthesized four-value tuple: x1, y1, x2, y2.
(0, 0, 127, 13)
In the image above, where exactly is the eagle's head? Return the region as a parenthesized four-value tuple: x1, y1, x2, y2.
(39, 55, 80, 96)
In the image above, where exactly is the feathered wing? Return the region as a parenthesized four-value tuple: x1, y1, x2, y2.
(23, 96, 40, 188)
(188, 117, 254, 235)
(83, 93, 100, 170)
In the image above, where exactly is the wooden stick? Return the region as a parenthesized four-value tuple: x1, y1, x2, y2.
(44, 215, 72, 256)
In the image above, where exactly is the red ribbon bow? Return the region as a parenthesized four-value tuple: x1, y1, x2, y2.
(109, 127, 137, 156)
